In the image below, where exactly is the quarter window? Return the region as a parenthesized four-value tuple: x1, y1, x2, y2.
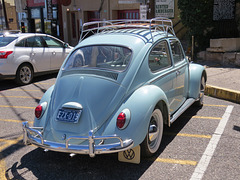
(149, 41, 171, 72)
(169, 39, 185, 64)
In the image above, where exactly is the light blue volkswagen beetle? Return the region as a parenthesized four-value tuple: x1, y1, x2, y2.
(22, 18, 206, 163)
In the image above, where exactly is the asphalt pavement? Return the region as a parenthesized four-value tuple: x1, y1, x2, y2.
(196, 59, 240, 104)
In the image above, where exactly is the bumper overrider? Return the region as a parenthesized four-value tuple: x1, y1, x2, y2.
(22, 121, 134, 157)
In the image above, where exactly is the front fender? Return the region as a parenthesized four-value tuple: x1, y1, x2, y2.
(102, 85, 169, 147)
(188, 63, 206, 99)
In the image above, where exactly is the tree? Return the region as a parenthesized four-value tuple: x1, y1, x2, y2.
(178, 0, 214, 52)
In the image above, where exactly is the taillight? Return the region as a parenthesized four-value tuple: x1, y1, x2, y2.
(0, 51, 13, 59)
(117, 112, 126, 129)
(35, 105, 42, 119)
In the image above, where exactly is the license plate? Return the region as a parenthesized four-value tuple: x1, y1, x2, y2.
(56, 109, 82, 123)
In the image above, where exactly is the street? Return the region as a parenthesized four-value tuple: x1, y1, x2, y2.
(0, 75, 240, 180)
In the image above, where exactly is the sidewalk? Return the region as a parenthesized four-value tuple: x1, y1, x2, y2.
(196, 60, 240, 104)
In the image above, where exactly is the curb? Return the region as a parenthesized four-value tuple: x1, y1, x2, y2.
(205, 85, 240, 104)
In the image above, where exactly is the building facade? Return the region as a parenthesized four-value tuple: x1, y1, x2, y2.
(59, 0, 185, 46)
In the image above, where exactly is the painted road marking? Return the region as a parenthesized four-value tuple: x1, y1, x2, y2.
(203, 104, 228, 107)
(190, 105, 234, 180)
(165, 132, 211, 139)
(0, 136, 23, 180)
(0, 119, 33, 125)
(0, 105, 35, 109)
(34, 82, 54, 85)
(154, 158, 197, 166)
(8, 89, 44, 92)
(191, 116, 221, 120)
(0, 95, 41, 99)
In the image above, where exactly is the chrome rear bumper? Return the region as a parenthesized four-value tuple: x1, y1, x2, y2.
(22, 121, 134, 157)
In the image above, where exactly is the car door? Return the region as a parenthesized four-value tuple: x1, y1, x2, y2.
(148, 40, 177, 114)
(42, 36, 71, 70)
(25, 36, 51, 72)
(168, 39, 189, 111)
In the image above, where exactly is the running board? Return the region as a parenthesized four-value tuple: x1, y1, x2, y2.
(170, 98, 195, 124)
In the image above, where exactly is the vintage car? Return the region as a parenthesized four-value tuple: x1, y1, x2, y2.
(22, 18, 206, 164)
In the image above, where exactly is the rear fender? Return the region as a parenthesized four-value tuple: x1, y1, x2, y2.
(102, 85, 169, 147)
(188, 63, 206, 99)
(33, 85, 55, 127)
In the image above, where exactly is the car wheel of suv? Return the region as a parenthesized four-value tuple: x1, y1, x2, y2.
(141, 108, 163, 157)
(16, 64, 33, 85)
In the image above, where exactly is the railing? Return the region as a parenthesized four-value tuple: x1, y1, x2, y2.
(79, 17, 176, 43)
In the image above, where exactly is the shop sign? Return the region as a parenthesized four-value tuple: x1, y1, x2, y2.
(27, 0, 57, 7)
(46, 0, 53, 20)
(140, 5, 147, 20)
(155, 0, 174, 18)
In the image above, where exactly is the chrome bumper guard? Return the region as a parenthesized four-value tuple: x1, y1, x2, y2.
(22, 121, 134, 157)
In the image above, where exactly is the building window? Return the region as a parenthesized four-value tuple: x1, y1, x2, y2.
(118, 10, 139, 19)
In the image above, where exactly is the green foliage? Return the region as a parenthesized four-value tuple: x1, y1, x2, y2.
(178, 0, 214, 51)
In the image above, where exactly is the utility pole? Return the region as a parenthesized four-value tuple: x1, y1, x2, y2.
(2, 0, 9, 30)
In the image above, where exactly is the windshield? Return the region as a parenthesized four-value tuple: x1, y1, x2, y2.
(64, 45, 132, 72)
(0, 37, 17, 47)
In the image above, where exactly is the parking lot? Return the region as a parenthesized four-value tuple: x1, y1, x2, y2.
(0, 75, 240, 180)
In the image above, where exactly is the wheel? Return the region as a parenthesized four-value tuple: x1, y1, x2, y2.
(195, 75, 206, 106)
(141, 108, 163, 157)
(15, 64, 33, 85)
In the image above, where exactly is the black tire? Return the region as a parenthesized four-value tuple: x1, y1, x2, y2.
(15, 63, 33, 85)
(195, 75, 206, 106)
(141, 108, 163, 157)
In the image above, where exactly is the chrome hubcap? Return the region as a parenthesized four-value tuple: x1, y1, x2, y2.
(20, 66, 32, 84)
(148, 115, 159, 150)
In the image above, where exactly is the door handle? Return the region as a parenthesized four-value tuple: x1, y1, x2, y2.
(176, 70, 180, 76)
(52, 52, 56, 55)
(31, 52, 35, 56)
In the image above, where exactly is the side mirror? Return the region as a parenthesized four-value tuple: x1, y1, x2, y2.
(64, 43, 69, 48)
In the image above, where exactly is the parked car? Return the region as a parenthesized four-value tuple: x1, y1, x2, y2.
(22, 18, 206, 163)
(0, 33, 73, 85)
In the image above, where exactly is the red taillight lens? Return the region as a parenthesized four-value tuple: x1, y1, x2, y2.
(0, 51, 13, 59)
(35, 105, 42, 119)
(117, 112, 126, 129)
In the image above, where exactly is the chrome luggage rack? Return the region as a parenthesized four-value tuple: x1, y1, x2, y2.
(79, 17, 175, 42)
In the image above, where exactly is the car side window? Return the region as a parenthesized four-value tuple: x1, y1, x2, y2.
(15, 39, 26, 47)
(26, 36, 43, 47)
(169, 39, 185, 64)
(42, 36, 63, 48)
(149, 41, 171, 72)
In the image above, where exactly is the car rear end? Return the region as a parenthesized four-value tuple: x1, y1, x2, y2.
(0, 35, 18, 79)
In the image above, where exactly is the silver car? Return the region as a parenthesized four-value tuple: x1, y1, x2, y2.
(0, 33, 73, 85)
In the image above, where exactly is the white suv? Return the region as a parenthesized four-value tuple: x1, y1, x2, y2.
(0, 33, 73, 85)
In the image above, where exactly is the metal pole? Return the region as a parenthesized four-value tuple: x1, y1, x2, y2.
(191, 35, 194, 61)
(2, 0, 9, 30)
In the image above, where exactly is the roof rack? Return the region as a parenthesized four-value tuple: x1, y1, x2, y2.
(79, 17, 175, 42)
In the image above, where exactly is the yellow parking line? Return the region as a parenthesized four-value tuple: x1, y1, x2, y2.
(8, 89, 42, 92)
(0, 136, 23, 180)
(182, 116, 221, 120)
(0, 119, 33, 125)
(0, 155, 7, 180)
(191, 116, 221, 120)
(154, 158, 197, 166)
(165, 132, 211, 139)
(0, 95, 41, 99)
(0, 105, 35, 109)
(203, 104, 227, 107)
(34, 82, 53, 85)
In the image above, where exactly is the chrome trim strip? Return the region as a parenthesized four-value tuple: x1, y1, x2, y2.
(22, 121, 134, 157)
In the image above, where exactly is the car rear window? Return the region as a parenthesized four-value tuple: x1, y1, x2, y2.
(64, 45, 132, 72)
(0, 37, 17, 47)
